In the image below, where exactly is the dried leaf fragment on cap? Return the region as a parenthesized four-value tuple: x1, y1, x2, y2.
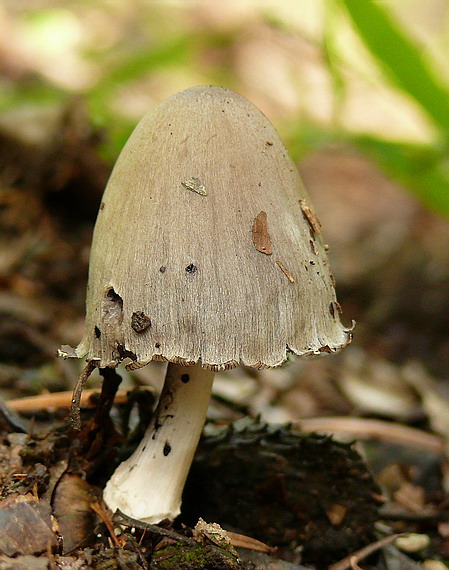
(182, 177, 207, 196)
(76, 86, 350, 370)
(300, 198, 322, 234)
(252, 210, 273, 255)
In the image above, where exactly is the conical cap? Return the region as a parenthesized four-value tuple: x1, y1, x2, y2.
(76, 86, 351, 370)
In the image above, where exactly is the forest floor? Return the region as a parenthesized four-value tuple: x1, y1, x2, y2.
(0, 102, 449, 569)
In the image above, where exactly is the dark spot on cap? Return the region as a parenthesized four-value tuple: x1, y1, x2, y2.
(309, 261, 316, 266)
(100, 202, 105, 210)
(181, 374, 190, 383)
(106, 287, 123, 307)
(152, 419, 162, 439)
(329, 303, 335, 318)
(163, 442, 172, 456)
(185, 264, 197, 274)
(155, 343, 161, 349)
(103, 287, 123, 326)
(94, 326, 101, 338)
(159, 266, 166, 273)
(266, 140, 273, 146)
(117, 344, 137, 361)
(131, 311, 152, 333)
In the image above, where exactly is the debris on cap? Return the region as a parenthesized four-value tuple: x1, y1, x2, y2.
(76, 86, 352, 371)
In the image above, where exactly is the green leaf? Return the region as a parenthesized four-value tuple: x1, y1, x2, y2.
(353, 135, 449, 217)
(88, 35, 193, 123)
(94, 37, 191, 95)
(284, 117, 449, 218)
(0, 82, 66, 111)
(323, 0, 346, 125)
(342, 0, 449, 135)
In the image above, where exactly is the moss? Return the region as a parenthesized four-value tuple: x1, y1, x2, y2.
(151, 542, 240, 570)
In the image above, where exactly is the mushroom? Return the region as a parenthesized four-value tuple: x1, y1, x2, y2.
(74, 86, 352, 523)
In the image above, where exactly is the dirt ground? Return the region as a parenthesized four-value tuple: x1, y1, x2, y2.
(1, 103, 449, 569)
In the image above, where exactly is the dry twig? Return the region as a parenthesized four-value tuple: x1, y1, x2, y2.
(328, 533, 408, 570)
(70, 361, 96, 430)
(6, 388, 140, 412)
(226, 531, 274, 553)
(294, 417, 444, 454)
(91, 501, 126, 548)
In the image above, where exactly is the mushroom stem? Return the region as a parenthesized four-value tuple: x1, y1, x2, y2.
(103, 362, 214, 523)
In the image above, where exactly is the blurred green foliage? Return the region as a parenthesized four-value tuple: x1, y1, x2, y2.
(87, 35, 196, 158)
(340, 0, 449, 217)
(1, 1, 448, 217)
(343, 0, 449, 134)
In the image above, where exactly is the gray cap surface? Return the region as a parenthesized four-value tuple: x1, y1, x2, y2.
(76, 86, 351, 370)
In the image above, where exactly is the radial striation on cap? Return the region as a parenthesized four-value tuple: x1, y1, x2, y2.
(76, 86, 351, 371)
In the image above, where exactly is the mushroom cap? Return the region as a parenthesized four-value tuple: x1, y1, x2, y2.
(76, 86, 351, 371)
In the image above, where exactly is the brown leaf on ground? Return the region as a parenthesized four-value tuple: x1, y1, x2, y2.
(52, 474, 99, 553)
(0, 494, 59, 556)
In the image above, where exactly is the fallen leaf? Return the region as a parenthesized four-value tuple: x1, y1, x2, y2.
(0, 494, 58, 556)
(53, 474, 98, 553)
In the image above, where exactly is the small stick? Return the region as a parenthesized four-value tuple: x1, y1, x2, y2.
(113, 509, 197, 545)
(275, 259, 295, 283)
(115, 510, 272, 553)
(0, 401, 28, 432)
(294, 417, 444, 454)
(226, 531, 274, 553)
(91, 501, 126, 548)
(70, 361, 96, 431)
(379, 505, 444, 522)
(7, 387, 154, 412)
(328, 533, 408, 570)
